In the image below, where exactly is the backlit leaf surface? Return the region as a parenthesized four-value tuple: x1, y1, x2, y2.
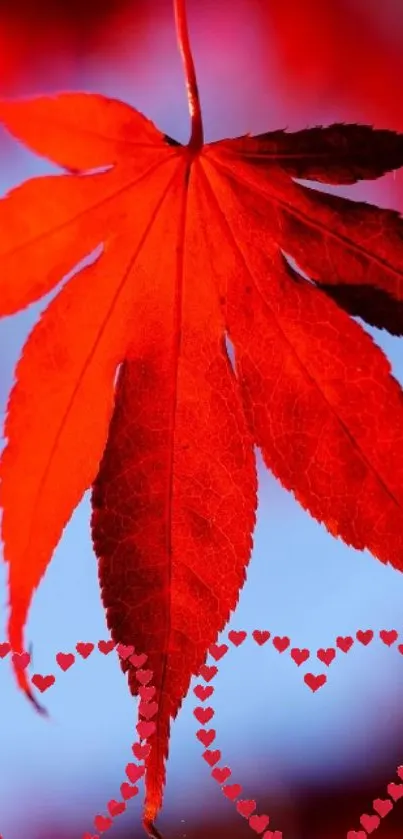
(1, 92, 403, 825)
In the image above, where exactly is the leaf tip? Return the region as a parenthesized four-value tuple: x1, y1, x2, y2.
(11, 648, 49, 716)
(25, 684, 49, 717)
(143, 817, 164, 839)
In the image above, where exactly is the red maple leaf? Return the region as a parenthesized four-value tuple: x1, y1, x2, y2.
(1, 0, 403, 833)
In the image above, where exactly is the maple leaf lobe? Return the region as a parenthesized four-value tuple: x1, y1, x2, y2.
(235, 123, 403, 184)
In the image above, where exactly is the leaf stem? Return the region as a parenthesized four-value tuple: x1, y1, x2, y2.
(173, 0, 204, 150)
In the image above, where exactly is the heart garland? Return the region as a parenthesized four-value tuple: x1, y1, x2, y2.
(209, 628, 403, 692)
(1, 640, 155, 838)
(2, 628, 403, 837)
(194, 629, 403, 837)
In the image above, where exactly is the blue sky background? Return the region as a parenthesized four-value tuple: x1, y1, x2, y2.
(1, 4, 403, 837)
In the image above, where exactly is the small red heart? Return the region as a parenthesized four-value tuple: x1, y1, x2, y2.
(194, 706, 214, 724)
(136, 669, 153, 685)
(138, 685, 156, 701)
(120, 782, 139, 800)
(212, 766, 231, 783)
(138, 700, 158, 720)
(336, 635, 354, 653)
(197, 729, 216, 747)
(372, 797, 393, 817)
(116, 643, 134, 660)
(32, 673, 55, 693)
(129, 652, 148, 668)
(199, 664, 218, 682)
(236, 799, 256, 818)
(203, 749, 221, 767)
(136, 720, 156, 739)
(98, 640, 115, 655)
(397, 765, 403, 781)
(397, 644, 403, 655)
(223, 783, 242, 800)
(290, 647, 310, 666)
(209, 643, 229, 660)
(379, 629, 398, 646)
(94, 814, 113, 832)
(252, 630, 270, 646)
(317, 648, 336, 666)
(263, 832, 282, 839)
(228, 631, 247, 647)
(82, 833, 99, 839)
(360, 814, 380, 833)
(0, 642, 10, 658)
(76, 642, 94, 659)
(356, 630, 373, 646)
(346, 833, 366, 839)
(56, 652, 75, 671)
(125, 763, 145, 784)
(272, 636, 290, 653)
(194, 684, 214, 701)
(304, 673, 327, 692)
(12, 652, 30, 670)
(107, 799, 126, 817)
(387, 781, 403, 801)
(249, 814, 270, 833)
(132, 742, 151, 760)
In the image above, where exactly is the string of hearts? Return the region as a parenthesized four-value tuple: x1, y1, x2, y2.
(1, 627, 401, 696)
(1, 640, 155, 839)
(207, 628, 403, 693)
(194, 629, 403, 837)
(1, 628, 403, 837)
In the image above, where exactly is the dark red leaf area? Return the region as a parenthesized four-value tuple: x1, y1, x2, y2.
(92, 338, 256, 818)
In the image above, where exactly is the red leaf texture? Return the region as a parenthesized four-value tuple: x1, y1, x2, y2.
(0, 92, 403, 825)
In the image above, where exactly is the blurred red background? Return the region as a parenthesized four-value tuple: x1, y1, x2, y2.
(1, 0, 403, 127)
(27, 778, 403, 839)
